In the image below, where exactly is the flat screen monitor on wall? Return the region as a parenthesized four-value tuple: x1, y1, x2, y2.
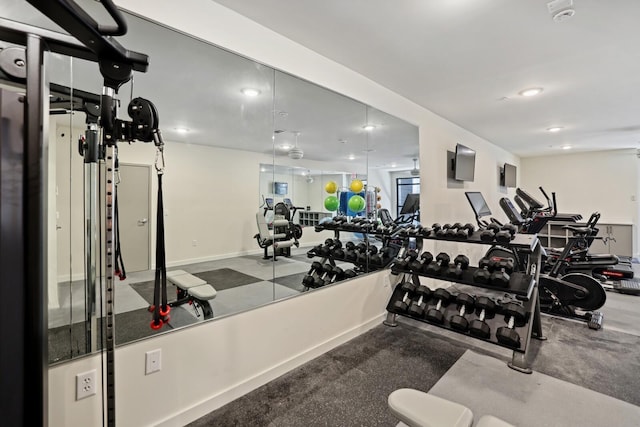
(454, 143, 476, 181)
(273, 181, 288, 195)
(502, 163, 517, 188)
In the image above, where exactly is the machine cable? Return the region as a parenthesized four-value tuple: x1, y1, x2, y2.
(150, 137, 169, 329)
(113, 149, 126, 280)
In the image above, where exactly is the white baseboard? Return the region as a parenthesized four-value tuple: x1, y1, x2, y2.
(155, 312, 386, 427)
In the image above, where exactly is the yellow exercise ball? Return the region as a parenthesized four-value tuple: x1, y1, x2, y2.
(325, 180, 338, 194)
(350, 179, 364, 193)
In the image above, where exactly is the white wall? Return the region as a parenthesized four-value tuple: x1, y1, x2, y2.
(521, 148, 639, 256)
(48, 1, 524, 425)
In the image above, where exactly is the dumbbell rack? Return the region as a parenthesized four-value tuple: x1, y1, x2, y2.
(384, 231, 546, 374)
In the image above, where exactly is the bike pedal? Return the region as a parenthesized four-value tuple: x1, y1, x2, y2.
(587, 311, 604, 330)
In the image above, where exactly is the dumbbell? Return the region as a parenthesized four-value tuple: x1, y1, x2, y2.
(436, 223, 453, 237)
(490, 258, 514, 287)
(394, 249, 419, 271)
(332, 240, 345, 259)
(425, 252, 450, 275)
(445, 254, 470, 279)
(344, 241, 358, 262)
(425, 288, 452, 324)
(319, 238, 337, 257)
(358, 244, 379, 265)
(469, 296, 497, 339)
(446, 222, 463, 238)
(302, 261, 324, 288)
(392, 281, 418, 312)
(407, 285, 432, 317)
(449, 293, 476, 332)
(496, 224, 517, 243)
(473, 257, 493, 284)
(496, 302, 527, 348)
(343, 268, 357, 279)
(455, 223, 475, 239)
(418, 226, 433, 237)
(314, 264, 335, 287)
(480, 223, 500, 242)
(410, 251, 433, 273)
(431, 223, 442, 234)
(331, 266, 345, 282)
(371, 246, 393, 266)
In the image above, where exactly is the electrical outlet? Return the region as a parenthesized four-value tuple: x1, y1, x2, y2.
(76, 369, 97, 400)
(146, 349, 162, 375)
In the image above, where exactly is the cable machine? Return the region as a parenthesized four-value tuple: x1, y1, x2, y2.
(0, 1, 160, 425)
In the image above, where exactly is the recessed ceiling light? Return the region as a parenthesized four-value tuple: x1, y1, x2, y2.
(174, 127, 190, 133)
(362, 124, 376, 131)
(391, 163, 397, 167)
(518, 87, 544, 97)
(241, 88, 261, 97)
(562, 145, 572, 150)
(348, 154, 356, 160)
(547, 127, 564, 132)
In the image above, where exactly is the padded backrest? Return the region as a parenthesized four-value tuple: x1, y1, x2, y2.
(256, 212, 272, 240)
(273, 202, 290, 220)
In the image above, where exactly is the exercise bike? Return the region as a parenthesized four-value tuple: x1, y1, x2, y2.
(466, 191, 606, 329)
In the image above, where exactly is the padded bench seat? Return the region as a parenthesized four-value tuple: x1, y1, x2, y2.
(167, 270, 217, 300)
(388, 388, 513, 427)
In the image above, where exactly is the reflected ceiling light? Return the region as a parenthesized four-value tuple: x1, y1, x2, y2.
(348, 154, 356, 160)
(241, 88, 261, 97)
(562, 145, 572, 150)
(260, 167, 266, 172)
(288, 132, 304, 159)
(518, 87, 543, 97)
(410, 158, 420, 176)
(279, 144, 292, 150)
(547, 126, 564, 132)
(174, 127, 190, 133)
(391, 163, 397, 167)
(362, 124, 376, 131)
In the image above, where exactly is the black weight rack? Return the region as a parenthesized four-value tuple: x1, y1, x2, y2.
(383, 231, 546, 373)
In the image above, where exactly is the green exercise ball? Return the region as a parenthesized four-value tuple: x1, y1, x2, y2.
(348, 195, 366, 212)
(324, 195, 339, 211)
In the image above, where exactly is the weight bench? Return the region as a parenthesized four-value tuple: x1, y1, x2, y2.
(388, 388, 514, 427)
(166, 270, 216, 319)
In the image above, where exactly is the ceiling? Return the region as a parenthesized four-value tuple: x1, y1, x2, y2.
(213, 0, 640, 157)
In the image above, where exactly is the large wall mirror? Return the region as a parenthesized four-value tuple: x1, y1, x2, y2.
(1, 0, 418, 364)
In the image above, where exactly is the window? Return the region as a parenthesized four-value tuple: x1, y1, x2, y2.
(396, 177, 421, 218)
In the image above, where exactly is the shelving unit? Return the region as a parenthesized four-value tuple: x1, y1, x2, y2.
(383, 232, 545, 373)
(298, 211, 333, 227)
(538, 221, 633, 257)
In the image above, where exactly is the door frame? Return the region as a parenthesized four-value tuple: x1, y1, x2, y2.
(119, 162, 152, 272)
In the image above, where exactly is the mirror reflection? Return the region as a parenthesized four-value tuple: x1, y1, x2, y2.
(19, 7, 420, 363)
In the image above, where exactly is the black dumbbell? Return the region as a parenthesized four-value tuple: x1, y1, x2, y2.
(425, 252, 450, 275)
(407, 285, 432, 317)
(418, 226, 433, 237)
(469, 296, 497, 339)
(319, 238, 336, 257)
(490, 258, 514, 287)
(496, 224, 518, 243)
(436, 223, 453, 237)
(332, 240, 345, 259)
(425, 288, 452, 324)
(392, 281, 418, 312)
(473, 257, 493, 284)
(456, 223, 475, 239)
(480, 223, 500, 242)
(344, 241, 358, 262)
(449, 293, 476, 332)
(302, 261, 324, 288)
(314, 264, 335, 287)
(343, 269, 357, 279)
(410, 251, 433, 273)
(445, 254, 470, 279)
(446, 222, 463, 238)
(394, 249, 419, 271)
(496, 302, 527, 349)
(431, 223, 442, 234)
(370, 246, 390, 266)
(331, 266, 345, 282)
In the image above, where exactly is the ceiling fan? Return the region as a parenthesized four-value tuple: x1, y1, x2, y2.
(410, 158, 420, 176)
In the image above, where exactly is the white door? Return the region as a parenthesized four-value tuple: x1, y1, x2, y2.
(117, 164, 151, 273)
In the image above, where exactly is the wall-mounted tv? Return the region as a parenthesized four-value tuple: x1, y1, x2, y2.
(502, 163, 517, 188)
(273, 181, 288, 195)
(453, 143, 476, 181)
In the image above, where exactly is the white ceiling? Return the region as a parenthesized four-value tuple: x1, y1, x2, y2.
(213, 0, 640, 157)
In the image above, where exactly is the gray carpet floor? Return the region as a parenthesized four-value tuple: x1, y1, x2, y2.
(189, 308, 640, 426)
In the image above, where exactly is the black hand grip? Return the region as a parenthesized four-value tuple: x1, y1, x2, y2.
(96, 0, 128, 36)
